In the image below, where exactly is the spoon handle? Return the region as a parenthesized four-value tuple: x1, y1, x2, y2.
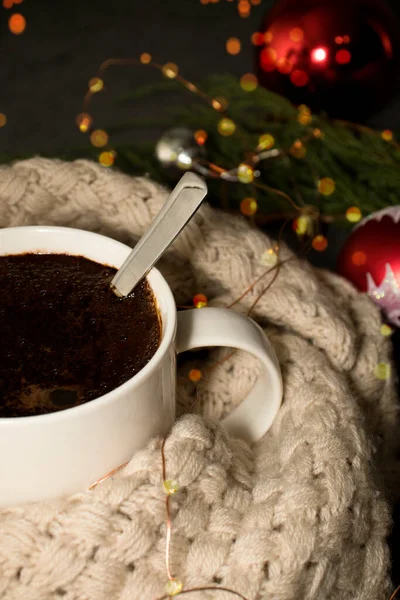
(110, 172, 208, 298)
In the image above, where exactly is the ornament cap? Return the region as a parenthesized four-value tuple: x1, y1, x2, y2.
(356, 206, 400, 230)
(367, 263, 400, 327)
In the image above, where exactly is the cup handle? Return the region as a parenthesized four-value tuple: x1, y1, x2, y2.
(176, 307, 282, 443)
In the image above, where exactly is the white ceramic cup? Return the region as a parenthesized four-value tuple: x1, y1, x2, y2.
(0, 226, 282, 507)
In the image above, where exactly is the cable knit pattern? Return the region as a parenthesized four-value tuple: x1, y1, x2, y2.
(0, 158, 398, 600)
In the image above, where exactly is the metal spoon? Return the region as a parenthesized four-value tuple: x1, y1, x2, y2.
(110, 172, 208, 298)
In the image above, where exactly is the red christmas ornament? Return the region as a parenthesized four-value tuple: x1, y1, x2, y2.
(337, 206, 400, 326)
(255, 0, 400, 121)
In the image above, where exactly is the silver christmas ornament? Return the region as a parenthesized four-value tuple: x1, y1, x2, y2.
(155, 127, 205, 172)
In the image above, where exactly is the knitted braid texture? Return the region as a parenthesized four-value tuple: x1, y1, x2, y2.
(0, 158, 398, 600)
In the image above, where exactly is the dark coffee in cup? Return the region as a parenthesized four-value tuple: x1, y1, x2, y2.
(0, 254, 161, 418)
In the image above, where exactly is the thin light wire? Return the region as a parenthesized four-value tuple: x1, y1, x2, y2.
(228, 214, 292, 310)
(247, 263, 281, 316)
(161, 437, 175, 582)
(80, 56, 323, 220)
(254, 180, 304, 211)
(226, 255, 293, 310)
(77, 59, 395, 600)
(155, 587, 250, 600)
(84, 57, 226, 116)
(335, 119, 400, 149)
(188, 223, 313, 379)
(389, 585, 400, 600)
(88, 461, 129, 490)
(160, 438, 251, 600)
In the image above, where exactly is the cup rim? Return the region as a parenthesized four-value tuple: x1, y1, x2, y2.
(0, 225, 177, 426)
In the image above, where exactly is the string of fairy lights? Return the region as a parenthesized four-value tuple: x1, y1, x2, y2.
(90, 366, 397, 600)
(77, 53, 397, 353)
(0, 1, 397, 596)
(87, 259, 395, 600)
(1, 5, 396, 598)
(79, 56, 394, 594)
(90, 427, 400, 600)
(76, 54, 396, 257)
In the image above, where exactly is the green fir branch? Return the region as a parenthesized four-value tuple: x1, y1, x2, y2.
(1, 74, 399, 222)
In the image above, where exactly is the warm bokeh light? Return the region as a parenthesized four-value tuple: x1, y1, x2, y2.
(264, 30, 273, 43)
(163, 479, 180, 496)
(240, 73, 258, 92)
(194, 129, 208, 145)
(193, 294, 208, 308)
(99, 151, 115, 167)
(3, 0, 23, 7)
(140, 52, 152, 64)
(290, 70, 309, 87)
(298, 113, 312, 125)
(89, 77, 104, 93)
(258, 133, 275, 150)
(312, 235, 328, 251)
(240, 197, 258, 215)
(214, 96, 228, 110)
(380, 324, 392, 337)
(290, 140, 307, 158)
(374, 362, 391, 380)
(8, 13, 26, 34)
(260, 248, 278, 267)
(277, 57, 292, 74)
(251, 32, 264, 46)
(90, 129, 109, 148)
(352, 251, 367, 266)
(226, 37, 241, 55)
(289, 27, 304, 42)
(311, 47, 328, 63)
(318, 177, 335, 195)
(189, 369, 202, 382)
(237, 164, 254, 184)
(76, 113, 92, 133)
(165, 579, 183, 597)
(336, 49, 351, 64)
(218, 118, 236, 136)
(382, 129, 393, 142)
(294, 215, 310, 235)
(0, 113, 7, 128)
(346, 207, 362, 223)
(162, 63, 179, 79)
(298, 105, 312, 124)
(238, 0, 250, 17)
(260, 47, 277, 72)
(299, 104, 311, 115)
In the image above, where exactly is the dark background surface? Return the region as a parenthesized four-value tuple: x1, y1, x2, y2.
(1, 0, 400, 584)
(1, 0, 400, 154)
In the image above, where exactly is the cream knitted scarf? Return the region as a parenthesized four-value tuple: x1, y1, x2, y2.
(0, 158, 398, 600)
